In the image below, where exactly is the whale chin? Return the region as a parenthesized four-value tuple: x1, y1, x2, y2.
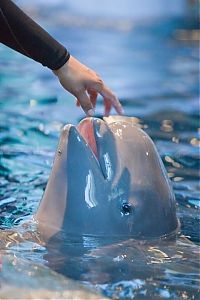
(35, 116, 179, 241)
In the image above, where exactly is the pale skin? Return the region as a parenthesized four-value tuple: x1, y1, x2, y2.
(53, 55, 124, 117)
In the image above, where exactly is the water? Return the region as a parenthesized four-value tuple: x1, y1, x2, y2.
(0, 4, 199, 300)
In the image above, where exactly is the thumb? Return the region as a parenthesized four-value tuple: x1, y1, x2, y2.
(77, 90, 94, 116)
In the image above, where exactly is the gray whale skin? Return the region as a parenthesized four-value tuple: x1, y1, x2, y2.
(35, 116, 179, 240)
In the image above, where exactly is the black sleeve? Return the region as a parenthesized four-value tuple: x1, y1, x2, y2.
(0, 0, 70, 70)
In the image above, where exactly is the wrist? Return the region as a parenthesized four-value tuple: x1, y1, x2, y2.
(52, 54, 71, 77)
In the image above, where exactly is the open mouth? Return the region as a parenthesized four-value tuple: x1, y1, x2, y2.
(76, 118, 99, 160)
(75, 117, 116, 181)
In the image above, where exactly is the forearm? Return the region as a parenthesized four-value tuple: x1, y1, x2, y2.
(0, 0, 70, 70)
(0, 0, 123, 116)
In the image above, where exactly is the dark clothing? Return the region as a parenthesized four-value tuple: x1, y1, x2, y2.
(0, 0, 70, 70)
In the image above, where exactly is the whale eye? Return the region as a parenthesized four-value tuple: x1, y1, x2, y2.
(121, 203, 132, 215)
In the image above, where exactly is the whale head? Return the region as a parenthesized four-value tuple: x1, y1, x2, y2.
(35, 116, 179, 240)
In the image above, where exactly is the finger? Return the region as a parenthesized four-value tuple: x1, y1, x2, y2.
(104, 98, 112, 116)
(99, 85, 124, 115)
(77, 90, 94, 116)
(88, 90, 98, 109)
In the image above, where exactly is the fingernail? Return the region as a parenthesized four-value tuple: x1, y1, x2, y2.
(87, 109, 95, 116)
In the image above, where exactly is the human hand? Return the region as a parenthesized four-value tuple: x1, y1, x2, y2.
(53, 56, 124, 116)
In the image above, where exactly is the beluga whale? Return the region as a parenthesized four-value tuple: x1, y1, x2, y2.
(35, 116, 179, 240)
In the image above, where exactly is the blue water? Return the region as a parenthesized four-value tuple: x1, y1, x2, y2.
(0, 5, 199, 300)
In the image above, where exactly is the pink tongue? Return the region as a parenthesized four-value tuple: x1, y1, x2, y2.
(77, 120, 98, 159)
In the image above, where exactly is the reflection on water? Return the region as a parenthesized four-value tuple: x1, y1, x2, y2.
(1, 230, 199, 299)
(0, 5, 199, 300)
